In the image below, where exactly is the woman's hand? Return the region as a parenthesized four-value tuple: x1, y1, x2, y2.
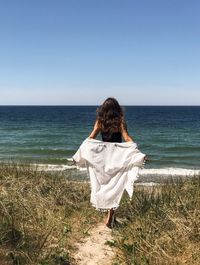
(144, 155, 149, 163)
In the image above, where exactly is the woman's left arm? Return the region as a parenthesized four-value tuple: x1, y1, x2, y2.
(120, 120, 134, 142)
(88, 119, 100, 139)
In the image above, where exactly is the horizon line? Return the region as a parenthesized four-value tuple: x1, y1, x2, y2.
(0, 104, 200, 107)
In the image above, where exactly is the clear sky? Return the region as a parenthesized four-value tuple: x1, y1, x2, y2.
(0, 0, 199, 105)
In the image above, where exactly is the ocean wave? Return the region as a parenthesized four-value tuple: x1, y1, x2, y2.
(30, 163, 200, 177)
(139, 167, 200, 177)
(31, 163, 77, 171)
(135, 182, 160, 187)
(66, 158, 74, 161)
(11, 148, 75, 155)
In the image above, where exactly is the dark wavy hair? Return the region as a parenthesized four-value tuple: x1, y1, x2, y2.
(96, 97, 124, 137)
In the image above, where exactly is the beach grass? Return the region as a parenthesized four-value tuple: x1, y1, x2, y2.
(0, 163, 200, 265)
(0, 163, 102, 265)
(112, 176, 200, 265)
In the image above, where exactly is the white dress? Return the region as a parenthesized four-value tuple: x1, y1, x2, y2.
(73, 138, 146, 211)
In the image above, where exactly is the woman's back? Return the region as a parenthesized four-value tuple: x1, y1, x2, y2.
(101, 131, 122, 143)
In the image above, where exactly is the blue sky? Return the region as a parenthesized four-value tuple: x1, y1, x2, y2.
(0, 0, 199, 105)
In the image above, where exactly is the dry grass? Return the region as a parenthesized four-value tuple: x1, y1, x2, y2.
(112, 177, 200, 265)
(1, 162, 200, 265)
(0, 163, 102, 265)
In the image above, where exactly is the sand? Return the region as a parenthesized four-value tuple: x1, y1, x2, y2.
(73, 223, 115, 265)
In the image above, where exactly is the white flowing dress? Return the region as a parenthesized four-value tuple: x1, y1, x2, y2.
(73, 138, 146, 211)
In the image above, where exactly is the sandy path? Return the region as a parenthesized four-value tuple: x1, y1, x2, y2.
(73, 223, 115, 265)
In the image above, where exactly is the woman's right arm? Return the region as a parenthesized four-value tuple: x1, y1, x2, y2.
(120, 120, 134, 142)
(88, 119, 100, 139)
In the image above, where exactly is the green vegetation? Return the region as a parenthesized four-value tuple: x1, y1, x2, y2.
(0, 163, 102, 265)
(112, 177, 200, 265)
(0, 163, 199, 265)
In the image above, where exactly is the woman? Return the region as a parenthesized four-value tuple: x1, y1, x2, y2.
(88, 97, 136, 228)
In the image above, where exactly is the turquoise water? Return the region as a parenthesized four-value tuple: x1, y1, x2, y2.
(0, 106, 200, 169)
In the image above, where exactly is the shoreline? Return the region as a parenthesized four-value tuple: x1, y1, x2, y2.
(0, 161, 200, 187)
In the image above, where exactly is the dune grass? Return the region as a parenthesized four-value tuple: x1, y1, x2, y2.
(112, 176, 200, 265)
(0, 163, 102, 265)
(1, 163, 200, 265)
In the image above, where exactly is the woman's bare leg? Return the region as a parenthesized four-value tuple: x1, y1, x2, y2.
(106, 208, 115, 228)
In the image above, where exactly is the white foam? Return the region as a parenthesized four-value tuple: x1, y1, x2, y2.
(30, 163, 200, 177)
(31, 163, 77, 171)
(135, 182, 160, 187)
(67, 158, 74, 161)
(73, 166, 200, 177)
(140, 168, 200, 177)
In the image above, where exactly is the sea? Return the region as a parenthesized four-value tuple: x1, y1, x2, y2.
(0, 106, 200, 181)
